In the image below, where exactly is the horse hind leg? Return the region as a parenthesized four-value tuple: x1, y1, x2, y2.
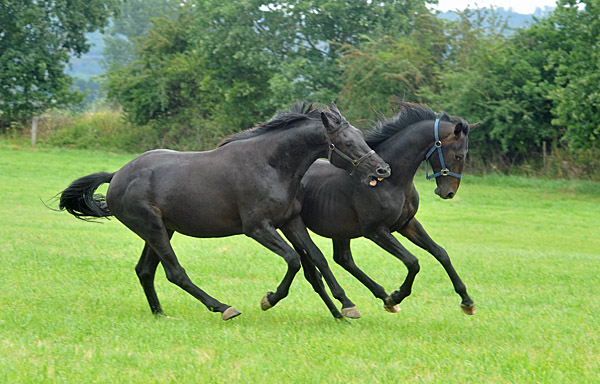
(129, 212, 240, 320)
(136, 242, 165, 316)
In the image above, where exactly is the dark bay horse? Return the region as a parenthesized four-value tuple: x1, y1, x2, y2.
(300, 102, 479, 316)
(57, 102, 391, 320)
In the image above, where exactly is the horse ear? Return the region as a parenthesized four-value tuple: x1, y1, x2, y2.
(469, 122, 480, 131)
(329, 102, 340, 114)
(321, 112, 332, 131)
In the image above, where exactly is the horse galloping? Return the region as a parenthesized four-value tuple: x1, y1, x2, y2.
(57, 102, 391, 320)
(300, 102, 478, 316)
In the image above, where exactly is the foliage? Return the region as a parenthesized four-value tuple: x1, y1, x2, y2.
(337, 11, 447, 122)
(417, 8, 555, 164)
(101, 0, 178, 70)
(104, 0, 437, 148)
(529, 0, 600, 150)
(0, 0, 121, 130)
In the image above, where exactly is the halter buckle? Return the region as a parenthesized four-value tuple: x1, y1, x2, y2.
(441, 169, 449, 176)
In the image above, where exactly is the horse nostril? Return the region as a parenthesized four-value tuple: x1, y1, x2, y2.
(447, 192, 455, 199)
(376, 165, 391, 177)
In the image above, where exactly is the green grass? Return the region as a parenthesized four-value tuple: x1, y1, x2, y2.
(1, 142, 599, 383)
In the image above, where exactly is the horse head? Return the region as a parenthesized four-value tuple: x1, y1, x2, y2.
(427, 114, 480, 199)
(320, 103, 391, 187)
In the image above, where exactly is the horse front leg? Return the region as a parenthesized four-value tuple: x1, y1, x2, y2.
(281, 216, 360, 319)
(365, 226, 420, 310)
(293, 245, 344, 319)
(332, 239, 398, 313)
(245, 222, 301, 311)
(399, 218, 476, 315)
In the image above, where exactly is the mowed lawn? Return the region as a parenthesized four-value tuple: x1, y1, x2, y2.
(1, 143, 599, 383)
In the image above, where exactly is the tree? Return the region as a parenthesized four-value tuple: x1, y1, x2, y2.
(101, 0, 178, 70)
(336, 11, 447, 122)
(264, 0, 437, 108)
(423, 8, 558, 163)
(0, 0, 121, 129)
(104, 0, 436, 147)
(531, 0, 600, 150)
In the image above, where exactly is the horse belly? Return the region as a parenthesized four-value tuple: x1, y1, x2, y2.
(302, 192, 362, 239)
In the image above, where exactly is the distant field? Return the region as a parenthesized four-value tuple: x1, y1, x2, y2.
(1, 143, 599, 383)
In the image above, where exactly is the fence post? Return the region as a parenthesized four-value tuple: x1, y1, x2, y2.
(31, 116, 39, 148)
(542, 140, 547, 170)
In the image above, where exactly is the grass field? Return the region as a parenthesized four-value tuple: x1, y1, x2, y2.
(1, 142, 599, 383)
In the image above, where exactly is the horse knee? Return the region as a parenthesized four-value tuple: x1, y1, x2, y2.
(286, 255, 301, 272)
(406, 258, 420, 274)
(165, 267, 189, 287)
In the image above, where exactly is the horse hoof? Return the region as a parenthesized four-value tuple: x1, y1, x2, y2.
(384, 304, 401, 313)
(461, 303, 476, 315)
(341, 306, 361, 319)
(222, 307, 242, 321)
(261, 292, 273, 311)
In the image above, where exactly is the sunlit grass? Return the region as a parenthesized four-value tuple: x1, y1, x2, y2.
(1, 143, 598, 383)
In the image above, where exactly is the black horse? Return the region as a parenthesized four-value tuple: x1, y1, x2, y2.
(57, 102, 391, 320)
(299, 102, 478, 315)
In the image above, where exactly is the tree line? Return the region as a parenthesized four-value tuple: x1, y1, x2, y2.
(1, 0, 599, 175)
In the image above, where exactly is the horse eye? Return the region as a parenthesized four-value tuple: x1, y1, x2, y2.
(455, 155, 463, 161)
(345, 141, 353, 148)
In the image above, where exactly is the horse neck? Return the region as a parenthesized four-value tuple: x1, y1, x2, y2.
(374, 120, 437, 184)
(263, 120, 327, 180)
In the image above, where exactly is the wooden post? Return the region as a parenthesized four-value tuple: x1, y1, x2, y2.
(542, 140, 547, 170)
(31, 116, 38, 148)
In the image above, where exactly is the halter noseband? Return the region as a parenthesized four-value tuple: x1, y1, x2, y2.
(326, 136, 375, 177)
(425, 118, 462, 180)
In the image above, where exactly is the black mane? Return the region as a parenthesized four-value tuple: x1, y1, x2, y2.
(365, 102, 452, 148)
(219, 102, 322, 147)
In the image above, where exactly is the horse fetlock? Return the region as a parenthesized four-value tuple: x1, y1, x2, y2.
(390, 289, 410, 305)
(383, 296, 401, 313)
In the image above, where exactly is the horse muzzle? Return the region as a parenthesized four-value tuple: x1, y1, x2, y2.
(435, 186, 456, 199)
(367, 164, 391, 187)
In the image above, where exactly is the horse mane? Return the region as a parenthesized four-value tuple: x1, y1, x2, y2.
(219, 101, 322, 147)
(365, 101, 452, 148)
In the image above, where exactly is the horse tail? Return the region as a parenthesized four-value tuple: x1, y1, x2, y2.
(59, 172, 115, 220)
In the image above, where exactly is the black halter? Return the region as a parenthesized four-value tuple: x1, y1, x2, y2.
(425, 118, 462, 180)
(326, 137, 375, 177)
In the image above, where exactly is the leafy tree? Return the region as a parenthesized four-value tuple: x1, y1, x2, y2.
(104, 0, 436, 147)
(264, 0, 437, 108)
(424, 8, 557, 163)
(101, 0, 178, 70)
(0, 0, 121, 129)
(531, 0, 600, 150)
(336, 11, 447, 122)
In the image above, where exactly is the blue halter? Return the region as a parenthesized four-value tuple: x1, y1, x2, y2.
(425, 118, 462, 180)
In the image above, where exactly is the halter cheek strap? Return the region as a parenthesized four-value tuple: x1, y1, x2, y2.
(326, 136, 375, 176)
(425, 119, 462, 180)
